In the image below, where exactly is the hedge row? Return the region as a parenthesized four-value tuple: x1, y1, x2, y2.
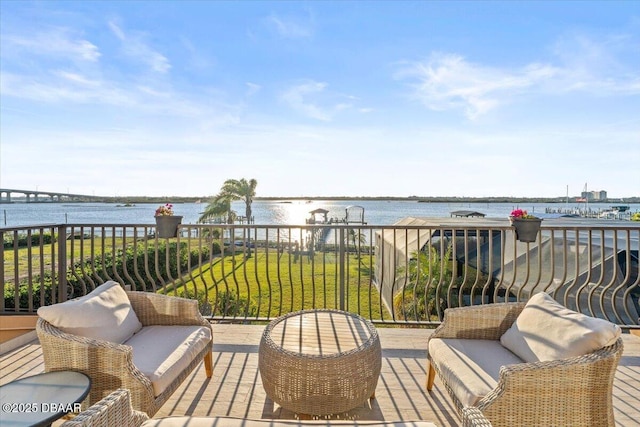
(2, 232, 56, 249)
(4, 240, 221, 310)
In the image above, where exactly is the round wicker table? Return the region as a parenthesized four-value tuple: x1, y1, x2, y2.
(259, 309, 381, 417)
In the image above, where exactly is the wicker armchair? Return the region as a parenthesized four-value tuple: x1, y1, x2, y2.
(427, 302, 624, 427)
(61, 389, 494, 427)
(37, 290, 213, 417)
(60, 389, 148, 427)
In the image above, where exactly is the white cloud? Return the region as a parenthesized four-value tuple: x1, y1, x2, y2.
(179, 36, 215, 71)
(137, 85, 171, 98)
(55, 71, 101, 87)
(1, 70, 134, 105)
(397, 30, 640, 119)
(396, 53, 558, 120)
(3, 27, 100, 62)
(550, 32, 640, 95)
(108, 20, 171, 73)
(246, 82, 261, 96)
(1, 68, 243, 127)
(266, 13, 313, 38)
(281, 81, 332, 121)
(281, 81, 358, 121)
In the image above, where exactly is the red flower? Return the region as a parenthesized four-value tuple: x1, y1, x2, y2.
(510, 209, 536, 219)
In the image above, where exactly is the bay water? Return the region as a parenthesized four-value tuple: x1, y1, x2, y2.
(2, 199, 638, 228)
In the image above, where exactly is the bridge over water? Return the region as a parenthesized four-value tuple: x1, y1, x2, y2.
(0, 188, 103, 203)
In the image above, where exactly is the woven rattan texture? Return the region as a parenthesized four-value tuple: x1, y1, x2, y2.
(259, 309, 382, 416)
(427, 302, 624, 427)
(59, 389, 494, 426)
(60, 388, 148, 427)
(36, 290, 213, 417)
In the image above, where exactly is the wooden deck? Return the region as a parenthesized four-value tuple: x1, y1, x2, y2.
(1, 326, 639, 426)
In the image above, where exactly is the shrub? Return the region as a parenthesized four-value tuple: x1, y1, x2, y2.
(3, 232, 56, 249)
(211, 290, 256, 318)
(4, 240, 217, 310)
(393, 243, 455, 321)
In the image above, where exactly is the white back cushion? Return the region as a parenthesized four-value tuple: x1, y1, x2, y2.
(500, 292, 621, 362)
(37, 281, 142, 343)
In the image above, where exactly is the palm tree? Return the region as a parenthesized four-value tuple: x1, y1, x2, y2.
(200, 178, 257, 258)
(198, 197, 236, 224)
(219, 178, 258, 223)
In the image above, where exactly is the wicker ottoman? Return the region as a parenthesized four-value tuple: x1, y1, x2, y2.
(259, 309, 381, 417)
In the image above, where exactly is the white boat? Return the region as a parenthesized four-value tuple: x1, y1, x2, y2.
(599, 205, 631, 220)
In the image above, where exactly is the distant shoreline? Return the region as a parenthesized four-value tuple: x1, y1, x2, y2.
(256, 196, 640, 203)
(3, 195, 639, 204)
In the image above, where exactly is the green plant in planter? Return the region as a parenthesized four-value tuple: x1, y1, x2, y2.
(155, 203, 183, 238)
(509, 209, 542, 242)
(394, 244, 457, 321)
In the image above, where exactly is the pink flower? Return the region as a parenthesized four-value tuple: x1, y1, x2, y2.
(510, 209, 525, 218)
(510, 209, 536, 219)
(155, 203, 174, 216)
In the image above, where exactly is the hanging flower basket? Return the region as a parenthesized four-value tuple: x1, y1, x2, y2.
(510, 217, 543, 242)
(509, 209, 542, 243)
(154, 204, 182, 238)
(155, 215, 183, 238)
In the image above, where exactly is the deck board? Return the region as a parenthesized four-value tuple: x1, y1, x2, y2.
(1, 325, 638, 426)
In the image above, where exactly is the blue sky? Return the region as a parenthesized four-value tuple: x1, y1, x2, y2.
(1, 1, 639, 198)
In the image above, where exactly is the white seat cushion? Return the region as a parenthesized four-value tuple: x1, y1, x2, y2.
(127, 325, 212, 396)
(428, 338, 523, 407)
(37, 281, 142, 344)
(142, 417, 438, 427)
(500, 292, 622, 363)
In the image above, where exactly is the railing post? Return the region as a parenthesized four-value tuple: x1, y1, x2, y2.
(0, 230, 4, 312)
(338, 226, 345, 311)
(57, 225, 68, 302)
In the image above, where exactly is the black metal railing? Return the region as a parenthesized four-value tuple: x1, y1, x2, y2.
(2, 222, 639, 327)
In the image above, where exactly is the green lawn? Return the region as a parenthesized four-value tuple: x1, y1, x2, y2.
(4, 235, 389, 321)
(3, 235, 126, 284)
(166, 248, 389, 320)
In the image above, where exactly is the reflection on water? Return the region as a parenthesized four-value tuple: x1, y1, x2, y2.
(270, 201, 319, 225)
(1, 200, 638, 227)
(266, 202, 324, 247)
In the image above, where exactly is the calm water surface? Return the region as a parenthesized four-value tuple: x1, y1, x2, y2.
(2, 200, 638, 228)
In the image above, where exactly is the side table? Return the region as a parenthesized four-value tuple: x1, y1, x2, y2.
(259, 309, 381, 417)
(0, 371, 91, 427)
